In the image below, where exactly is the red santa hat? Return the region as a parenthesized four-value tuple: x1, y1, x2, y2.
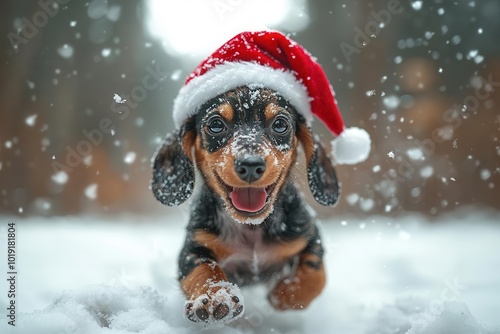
(173, 30, 371, 164)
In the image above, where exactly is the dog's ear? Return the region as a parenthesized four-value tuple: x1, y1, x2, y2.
(151, 118, 196, 206)
(297, 121, 340, 206)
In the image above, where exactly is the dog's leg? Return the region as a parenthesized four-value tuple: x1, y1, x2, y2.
(268, 226, 326, 310)
(179, 236, 244, 324)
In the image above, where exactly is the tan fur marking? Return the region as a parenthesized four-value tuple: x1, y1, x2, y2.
(182, 129, 196, 159)
(194, 230, 233, 261)
(181, 263, 228, 300)
(296, 122, 315, 164)
(264, 103, 281, 120)
(218, 103, 234, 121)
(269, 253, 326, 310)
(195, 136, 228, 202)
(271, 237, 308, 263)
(300, 253, 322, 268)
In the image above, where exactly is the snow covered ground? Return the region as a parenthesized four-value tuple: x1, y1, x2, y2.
(1, 207, 499, 333)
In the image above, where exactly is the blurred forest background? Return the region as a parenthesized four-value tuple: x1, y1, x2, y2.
(0, 0, 499, 217)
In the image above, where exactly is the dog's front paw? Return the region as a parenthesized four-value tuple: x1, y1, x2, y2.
(268, 274, 324, 311)
(185, 281, 244, 326)
(269, 276, 307, 310)
(269, 257, 326, 311)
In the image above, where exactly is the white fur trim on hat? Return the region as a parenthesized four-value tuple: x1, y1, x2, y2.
(173, 62, 312, 127)
(331, 127, 371, 165)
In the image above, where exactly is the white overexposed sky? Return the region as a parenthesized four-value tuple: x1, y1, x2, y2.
(145, 0, 310, 60)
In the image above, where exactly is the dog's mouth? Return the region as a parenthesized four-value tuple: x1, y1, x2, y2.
(216, 174, 276, 215)
(229, 187, 268, 213)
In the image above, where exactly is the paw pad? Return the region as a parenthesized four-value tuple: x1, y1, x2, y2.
(185, 282, 244, 327)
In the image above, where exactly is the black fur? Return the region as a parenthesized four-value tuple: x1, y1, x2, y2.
(307, 137, 340, 206)
(151, 123, 195, 206)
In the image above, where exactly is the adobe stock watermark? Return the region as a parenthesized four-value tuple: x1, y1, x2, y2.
(212, 0, 243, 20)
(340, 0, 403, 63)
(7, 0, 72, 53)
(410, 278, 466, 332)
(5, 220, 18, 327)
(383, 74, 500, 185)
(51, 63, 167, 174)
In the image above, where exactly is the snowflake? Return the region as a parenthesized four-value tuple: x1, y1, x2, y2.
(113, 93, 126, 104)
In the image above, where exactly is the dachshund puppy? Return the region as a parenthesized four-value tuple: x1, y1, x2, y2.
(151, 86, 339, 326)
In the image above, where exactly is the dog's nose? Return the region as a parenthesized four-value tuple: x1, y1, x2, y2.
(234, 156, 266, 182)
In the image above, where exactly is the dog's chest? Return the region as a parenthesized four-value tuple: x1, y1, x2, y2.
(219, 224, 283, 279)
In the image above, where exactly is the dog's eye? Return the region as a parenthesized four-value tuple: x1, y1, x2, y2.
(207, 117, 226, 135)
(271, 117, 289, 134)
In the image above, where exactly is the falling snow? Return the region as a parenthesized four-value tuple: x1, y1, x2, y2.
(101, 48, 112, 57)
(135, 117, 144, 127)
(106, 5, 122, 22)
(480, 169, 491, 181)
(85, 183, 98, 199)
(346, 193, 360, 206)
(359, 198, 375, 212)
(57, 44, 74, 59)
(113, 93, 126, 104)
(25, 114, 38, 127)
(411, 1, 423, 11)
(382, 95, 400, 109)
(420, 166, 434, 179)
(407, 147, 425, 161)
(124, 152, 137, 164)
(87, 0, 108, 19)
(171, 69, 182, 81)
(51, 171, 69, 185)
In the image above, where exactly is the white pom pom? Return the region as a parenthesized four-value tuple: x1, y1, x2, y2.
(331, 127, 371, 165)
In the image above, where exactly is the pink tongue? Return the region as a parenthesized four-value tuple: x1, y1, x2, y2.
(230, 188, 267, 213)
